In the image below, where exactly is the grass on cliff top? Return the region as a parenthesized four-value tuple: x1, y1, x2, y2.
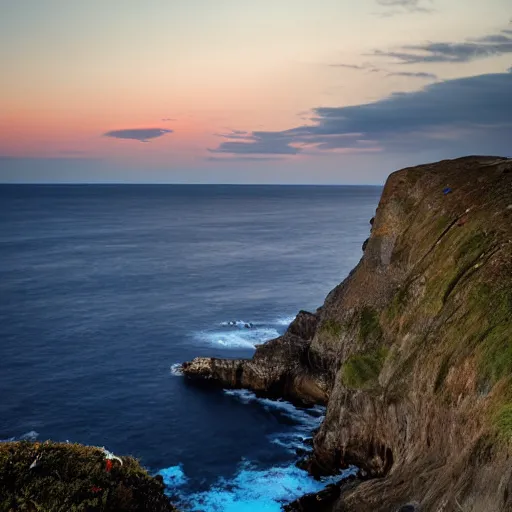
(0, 441, 176, 512)
(342, 346, 389, 390)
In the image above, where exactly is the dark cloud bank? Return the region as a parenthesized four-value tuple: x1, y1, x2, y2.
(103, 128, 173, 142)
(210, 71, 512, 157)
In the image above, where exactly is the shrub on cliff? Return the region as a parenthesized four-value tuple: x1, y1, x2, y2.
(0, 441, 177, 512)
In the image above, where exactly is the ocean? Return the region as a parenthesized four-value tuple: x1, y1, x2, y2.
(0, 184, 381, 511)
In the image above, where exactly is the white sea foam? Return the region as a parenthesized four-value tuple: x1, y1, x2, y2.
(274, 315, 296, 326)
(223, 389, 256, 404)
(269, 432, 310, 453)
(19, 431, 39, 441)
(219, 320, 257, 329)
(1, 430, 40, 443)
(196, 327, 280, 349)
(161, 460, 356, 512)
(223, 389, 324, 428)
(224, 389, 322, 454)
(170, 363, 184, 376)
(220, 316, 297, 329)
(195, 314, 296, 350)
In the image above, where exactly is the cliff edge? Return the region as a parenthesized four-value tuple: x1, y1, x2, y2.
(183, 155, 512, 511)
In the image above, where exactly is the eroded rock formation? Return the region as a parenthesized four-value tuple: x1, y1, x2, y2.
(182, 310, 329, 405)
(183, 156, 512, 511)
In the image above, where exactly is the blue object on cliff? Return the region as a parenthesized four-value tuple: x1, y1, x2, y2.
(443, 187, 452, 195)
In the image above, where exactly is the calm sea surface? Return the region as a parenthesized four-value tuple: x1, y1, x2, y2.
(0, 185, 381, 510)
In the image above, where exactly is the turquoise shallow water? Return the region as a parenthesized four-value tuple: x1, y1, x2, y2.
(160, 390, 357, 511)
(162, 460, 355, 512)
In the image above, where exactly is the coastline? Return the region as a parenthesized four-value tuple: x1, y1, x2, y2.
(182, 155, 512, 511)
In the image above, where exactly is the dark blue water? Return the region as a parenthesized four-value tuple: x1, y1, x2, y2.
(0, 185, 381, 510)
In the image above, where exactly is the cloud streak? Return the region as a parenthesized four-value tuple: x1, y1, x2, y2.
(103, 128, 173, 142)
(215, 130, 252, 140)
(210, 72, 512, 157)
(386, 71, 437, 79)
(329, 62, 382, 73)
(373, 30, 512, 63)
(209, 132, 301, 155)
(375, 0, 433, 15)
(207, 156, 285, 162)
(330, 63, 436, 79)
(330, 63, 368, 70)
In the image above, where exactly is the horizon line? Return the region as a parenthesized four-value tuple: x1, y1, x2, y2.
(0, 182, 384, 187)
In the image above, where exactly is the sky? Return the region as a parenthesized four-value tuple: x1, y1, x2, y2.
(0, 0, 511, 184)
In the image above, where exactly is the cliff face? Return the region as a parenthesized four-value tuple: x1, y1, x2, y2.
(0, 441, 178, 512)
(306, 155, 512, 511)
(183, 156, 512, 511)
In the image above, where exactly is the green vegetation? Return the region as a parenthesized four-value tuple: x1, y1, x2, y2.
(426, 275, 512, 398)
(319, 318, 343, 340)
(434, 214, 451, 235)
(359, 307, 382, 342)
(386, 285, 408, 321)
(494, 404, 512, 442)
(418, 228, 494, 316)
(342, 346, 389, 389)
(437, 231, 494, 304)
(455, 231, 490, 262)
(479, 325, 512, 385)
(0, 441, 176, 512)
(473, 284, 512, 325)
(470, 284, 512, 386)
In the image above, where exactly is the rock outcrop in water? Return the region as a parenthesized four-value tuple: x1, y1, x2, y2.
(182, 310, 330, 405)
(183, 156, 512, 511)
(0, 441, 178, 511)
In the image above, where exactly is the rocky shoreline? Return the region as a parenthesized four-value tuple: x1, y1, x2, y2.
(182, 310, 330, 406)
(183, 156, 512, 511)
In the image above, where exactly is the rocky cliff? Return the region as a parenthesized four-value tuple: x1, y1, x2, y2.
(183, 156, 512, 511)
(0, 441, 177, 511)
